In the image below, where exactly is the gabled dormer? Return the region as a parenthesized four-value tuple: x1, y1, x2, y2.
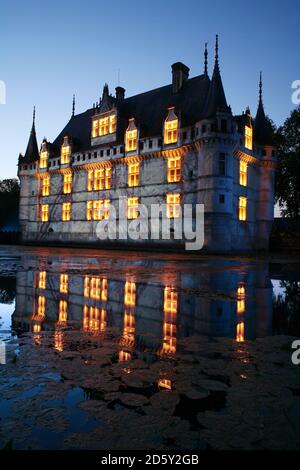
(91, 84, 117, 146)
(61, 135, 72, 165)
(164, 107, 179, 146)
(125, 118, 138, 154)
(39, 139, 49, 169)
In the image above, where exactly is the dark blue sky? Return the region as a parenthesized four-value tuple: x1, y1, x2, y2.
(0, 0, 299, 178)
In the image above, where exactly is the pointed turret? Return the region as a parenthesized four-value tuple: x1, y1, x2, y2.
(71, 94, 75, 118)
(204, 42, 208, 76)
(202, 35, 231, 118)
(23, 107, 39, 163)
(254, 72, 274, 146)
(99, 83, 115, 113)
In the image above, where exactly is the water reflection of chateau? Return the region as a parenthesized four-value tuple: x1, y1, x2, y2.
(13, 255, 273, 355)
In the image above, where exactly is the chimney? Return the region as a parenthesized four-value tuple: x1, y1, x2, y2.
(115, 86, 125, 101)
(171, 62, 190, 93)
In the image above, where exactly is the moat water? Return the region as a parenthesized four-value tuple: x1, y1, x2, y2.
(0, 245, 299, 450)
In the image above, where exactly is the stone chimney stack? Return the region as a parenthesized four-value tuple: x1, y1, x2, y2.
(172, 62, 190, 93)
(115, 86, 125, 101)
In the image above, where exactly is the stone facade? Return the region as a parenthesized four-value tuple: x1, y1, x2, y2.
(18, 41, 276, 253)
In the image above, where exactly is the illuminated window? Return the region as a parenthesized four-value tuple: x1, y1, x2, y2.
(41, 204, 49, 222)
(127, 197, 139, 220)
(167, 156, 181, 182)
(94, 169, 105, 190)
(125, 119, 138, 152)
(128, 162, 139, 187)
(40, 150, 48, 169)
(37, 295, 46, 317)
(38, 271, 46, 289)
(109, 114, 116, 133)
(42, 176, 50, 196)
(105, 167, 111, 189)
(33, 323, 41, 333)
(164, 108, 178, 145)
(86, 201, 93, 220)
(239, 161, 247, 186)
(62, 202, 71, 221)
(237, 282, 245, 314)
(245, 125, 253, 150)
(92, 114, 116, 138)
(166, 193, 180, 218)
(61, 139, 71, 164)
(63, 174, 72, 194)
(124, 281, 136, 307)
(238, 197, 247, 221)
(236, 321, 245, 342)
(164, 287, 178, 314)
(88, 170, 94, 191)
(92, 119, 99, 138)
(58, 300, 68, 323)
(60, 274, 68, 294)
(87, 200, 110, 221)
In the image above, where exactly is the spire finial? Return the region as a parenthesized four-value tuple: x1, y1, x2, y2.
(72, 94, 75, 117)
(204, 42, 208, 76)
(259, 71, 263, 102)
(215, 34, 219, 66)
(32, 106, 36, 127)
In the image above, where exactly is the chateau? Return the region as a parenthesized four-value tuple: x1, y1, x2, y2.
(18, 37, 276, 252)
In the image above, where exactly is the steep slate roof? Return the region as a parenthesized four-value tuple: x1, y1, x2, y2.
(254, 73, 274, 146)
(52, 74, 211, 154)
(20, 109, 39, 163)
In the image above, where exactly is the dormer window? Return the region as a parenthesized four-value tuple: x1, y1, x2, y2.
(244, 125, 253, 150)
(61, 136, 71, 164)
(92, 113, 116, 138)
(125, 118, 138, 152)
(39, 142, 48, 169)
(164, 108, 178, 145)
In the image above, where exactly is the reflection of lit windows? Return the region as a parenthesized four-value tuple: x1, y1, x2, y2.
(236, 321, 245, 342)
(58, 300, 68, 323)
(83, 305, 107, 333)
(127, 197, 139, 220)
(42, 176, 50, 196)
(41, 204, 49, 222)
(63, 174, 72, 194)
(164, 108, 178, 145)
(167, 156, 181, 183)
(54, 330, 63, 352)
(37, 295, 46, 317)
(128, 162, 139, 187)
(158, 379, 172, 390)
(162, 286, 177, 355)
(84, 276, 108, 300)
(33, 323, 41, 333)
(123, 311, 135, 342)
(237, 283, 245, 314)
(124, 281, 136, 306)
(238, 197, 247, 221)
(60, 274, 68, 294)
(245, 125, 253, 150)
(164, 287, 178, 313)
(38, 271, 46, 289)
(239, 161, 247, 186)
(62, 202, 71, 221)
(125, 119, 138, 152)
(119, 350, 131, 362)
(166, 193, 180, 218)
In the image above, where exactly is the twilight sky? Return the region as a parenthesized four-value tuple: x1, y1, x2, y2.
(0, 0, 299, 179)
